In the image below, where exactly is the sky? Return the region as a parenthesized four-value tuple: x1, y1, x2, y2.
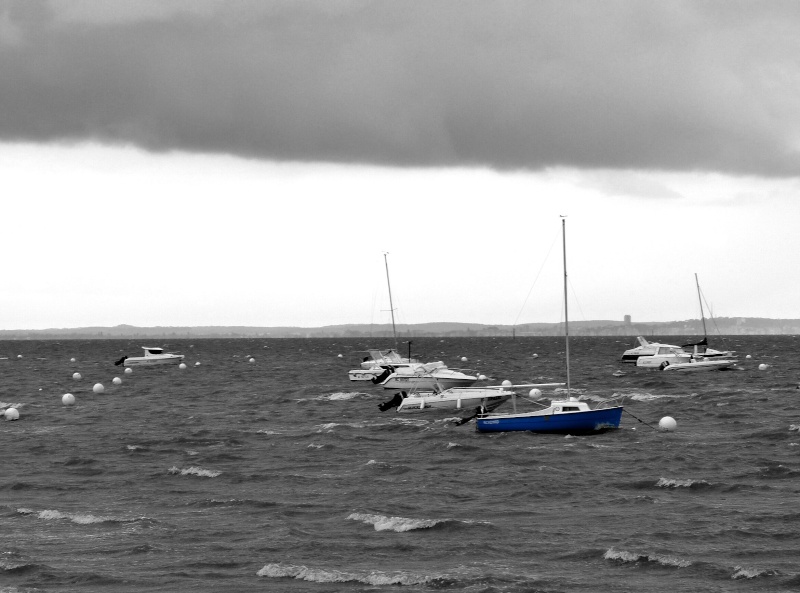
(1, 0, 799, 330)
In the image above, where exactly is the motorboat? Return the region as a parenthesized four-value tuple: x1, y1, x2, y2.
(661, 357, 738, 372)
(347, 349, 418, 382)
(621, 336, 684, 364)
(475, 219, 624, 435)
(119, 347, 184, 367)
(635, 345, 693, 369)
(376, 361, 478, 390)
(625, 275, 735, 366)
(636, 343, 737, 371)
(378, 382, 565, 415)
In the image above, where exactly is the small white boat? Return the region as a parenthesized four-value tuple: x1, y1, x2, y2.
(378, 383, 564, 415)
(661, 357, 738, 372)
(621, 337, 684, 363)
(635, 345, 693, 369)
(347, 349, 417, 382)
(377, 361, 478, 390)
(680, 274, 736, 358)
(636, 343, 737, 372)
(120, 347, 184, 367)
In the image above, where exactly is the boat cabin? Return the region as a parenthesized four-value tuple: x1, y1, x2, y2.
(550, 400, 591, 414)
(143, 347, 164, 356)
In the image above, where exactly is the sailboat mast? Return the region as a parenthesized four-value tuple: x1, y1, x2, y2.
(695, 273, 708, 338)
(383, 252, 398, 351)
(562, 218, 571, 396)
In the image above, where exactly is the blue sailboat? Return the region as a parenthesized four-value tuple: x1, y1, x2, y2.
(475, 218, 623, 435)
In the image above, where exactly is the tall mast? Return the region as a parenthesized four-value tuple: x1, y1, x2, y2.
(562, 217, 570, 396)
(383, 252, 398, 351)
(695, 273, 708, 338)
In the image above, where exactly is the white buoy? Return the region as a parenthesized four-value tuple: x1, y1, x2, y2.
(249, 357, 255, 363)
(195, 362, 201, 366)
(502, 380, 513, 387)
(72, 372, 82, 381)
(179, 363, 187, 370)
(532, 353, 538, 358)
(478, 374, 487, 381)
(62, 393, 75, 406)
(758, 363, 768, 371)
(70, 358, 76, 363)
(461, 356, 468, 362)
(4, 407, 19, 420)
(112, 377, 122, 385)
(124, 367, 133, 374)
(93, 383, 105, 393)
(529, 388, 542, 398)
(17, 354, 22, 359)
(337, 354, 343, 358)
(659, 416, 677, 431)
(746, 354, 752, 359)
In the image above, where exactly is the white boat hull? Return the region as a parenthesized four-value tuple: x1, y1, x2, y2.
(662, 359, 738, 372)
(380, 375, 477, 390)
(348, 368, 386, 381)
(394, 388, 513, 413)
(123, 355, 184, 367)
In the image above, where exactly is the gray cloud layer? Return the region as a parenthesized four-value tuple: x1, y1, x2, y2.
(2, 0, 799, 175)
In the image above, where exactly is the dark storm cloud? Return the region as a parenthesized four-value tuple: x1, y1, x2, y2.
(1, 0, 799, 175)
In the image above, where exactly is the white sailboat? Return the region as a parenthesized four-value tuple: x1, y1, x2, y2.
(659, 274, 738, 372)
(347, 253, 416, 381)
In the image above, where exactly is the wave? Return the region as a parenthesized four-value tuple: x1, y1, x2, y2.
(299, 391, 369, 402)
(256, 562, 434, 585)
(326, 391, 365, 401)
(168, 466, 221, 478)
(732, 565, 778, 579)
(346, 512, 465, 532)
(656, 477, 712, 489)
(625, 391, 697, 402)
(604, 547, 692, 568)
(17, 508, 152, 525)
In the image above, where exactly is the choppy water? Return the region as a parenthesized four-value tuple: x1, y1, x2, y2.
(1, 336, 799, 592)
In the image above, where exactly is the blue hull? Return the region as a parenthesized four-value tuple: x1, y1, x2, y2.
(476, 407, 623, 434)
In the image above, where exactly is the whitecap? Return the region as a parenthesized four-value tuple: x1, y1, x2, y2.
(326, 392, 363, 401)
(604, 547, 691, 568)
(316, 422, 339, 432)
(656, 477, 710, 488)
(35, 509, 108, 524)
(307, 443, 324, 449)
(789, 424, 800, 432)
(256, 562, 432, 585)
(168, 466, 221, 478)
(446, 442, 461, 449)
(347, 512, 442, 532)
(732, 565, 775, 579)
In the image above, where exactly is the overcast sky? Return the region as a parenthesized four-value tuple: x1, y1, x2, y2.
(1, 0, 799, 330)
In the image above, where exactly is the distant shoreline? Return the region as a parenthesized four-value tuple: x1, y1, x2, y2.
(0, 317, 798, 339)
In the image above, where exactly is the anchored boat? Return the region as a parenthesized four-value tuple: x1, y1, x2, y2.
(120, 347, 184, 367)
(475, 218, 623, 435)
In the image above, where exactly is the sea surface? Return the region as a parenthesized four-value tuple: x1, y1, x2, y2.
(1, 336, 799, 593)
